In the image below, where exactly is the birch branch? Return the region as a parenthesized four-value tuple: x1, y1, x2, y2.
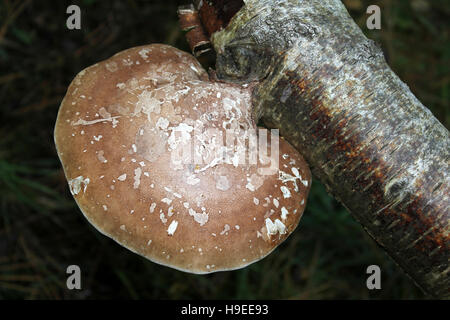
(206, 0, 449, 297)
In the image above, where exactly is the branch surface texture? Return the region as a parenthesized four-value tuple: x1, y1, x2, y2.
(211, 0, 449, 297)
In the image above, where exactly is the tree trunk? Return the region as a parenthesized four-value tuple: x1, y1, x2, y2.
(200, 0, 449, 298)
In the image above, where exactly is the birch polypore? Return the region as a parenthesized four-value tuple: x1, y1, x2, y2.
(54, 44, 311, 273)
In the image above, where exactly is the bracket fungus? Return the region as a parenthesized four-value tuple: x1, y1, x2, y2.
(54, 44, 311, 273)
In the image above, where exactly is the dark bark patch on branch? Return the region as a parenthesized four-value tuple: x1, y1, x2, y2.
(196, 0, 245, 35)
(178, 5, 211, 56)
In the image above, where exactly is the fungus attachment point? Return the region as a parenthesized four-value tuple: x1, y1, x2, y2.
(54, 44, 311, 274)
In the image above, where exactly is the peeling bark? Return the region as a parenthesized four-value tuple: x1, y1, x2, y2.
(208, 0, 449, 297)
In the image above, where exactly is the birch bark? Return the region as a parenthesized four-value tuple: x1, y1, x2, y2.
(209, 0, 449, 297)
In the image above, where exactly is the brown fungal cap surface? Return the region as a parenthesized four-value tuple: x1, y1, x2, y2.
(54, 44, 311, 274)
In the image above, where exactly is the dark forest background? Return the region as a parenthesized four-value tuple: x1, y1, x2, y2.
(0, 0, 448, 299)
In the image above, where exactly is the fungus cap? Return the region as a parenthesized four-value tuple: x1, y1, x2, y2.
(54, 44, 311, 274)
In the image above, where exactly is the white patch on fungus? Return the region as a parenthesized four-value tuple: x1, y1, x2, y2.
(133, 168, 142, 189)
(139, 48, 150, 60)
(188, 208, 208, 226)
(105, 62, 118, 72)
(273, 198, 279, 208)
(245, 181, 255, 192)
(190, 64, 199, 73)
(156, 117, 170, 130)
(274, 219, 287, 235)
(265, 218, 287, 237)
(265, 218, 278, 236)
(186, 174, 200, 185)
(160, 212, 167, 224)
(97, 150, 107, 163)
(280, 186, 291, 198)
(216, 175, 230, 191)
(281, 207, 289, 220)
(167, 123, 193, 150)
(167, 220, 178, 236)
(220, 224, 230, 235)
(68, 176, 90, 195)
(246, 173, 264, 192)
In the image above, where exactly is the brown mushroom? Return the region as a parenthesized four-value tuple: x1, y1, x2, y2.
(54, 44, 311, 273)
